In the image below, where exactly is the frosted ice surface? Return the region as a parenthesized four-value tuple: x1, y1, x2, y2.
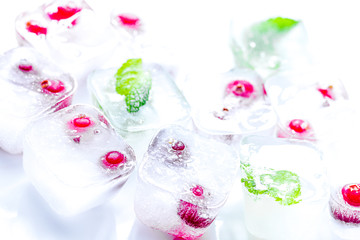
(22, 104, 136, 216)
(88, 62, 191, 133)
(134, 125, 239, 239)
(184, 68, 277, 136)
(15, 0, 118, 81)
(0, 47, 75, 154)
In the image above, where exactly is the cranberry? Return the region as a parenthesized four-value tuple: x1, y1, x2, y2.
(172, 140, 185, 151)
(342, 184, 360, 207)
(26, 21, 47, 35)
(226, 80, 254, 98)
(47, 6, 82, 21)
(18, 64, 33, 72)
(288, 119, 309, 133)
(118, 14, 141, 29)
(41, 79, 65, 93)
(318, 85, 335, 100)
(191, 185, 204, 197)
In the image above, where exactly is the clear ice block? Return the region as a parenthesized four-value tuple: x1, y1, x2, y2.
(230, 16, 311, 79)
(183, 68, 277, 138)
(329, 183, 360, 240)
(0, 46, 76, 154)
(265, 69, 349, 142)
(87, 58, 191, 158)
(15, 0, 118, 82)
(134, 125, 239, 239)
(22, 104, 136, 216)
(238, 136, 329, 240)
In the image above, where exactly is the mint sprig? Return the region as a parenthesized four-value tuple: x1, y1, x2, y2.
(241, 164, 301, 206)
(115, 58, 152, 113)
(254, 17, 299, 34)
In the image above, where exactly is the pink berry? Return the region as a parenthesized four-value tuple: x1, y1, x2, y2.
(41, 79, 65, 93)
(226, 80, 254, 98)
(47, 6, 82, 21)
(118, 14, 141, 29)
(191, 185, 204, 197)
(105, 151, 126, 165)
(18, 64, 33, 72)
(288, 119, 309, 133)
(318, 85, 335, 100)
(342, 184, 360, 207)
(26, 21, 47, 35)
(172, 140, 185, 151)
(177, 200, 214, 229)
(73, 116, 91, 128)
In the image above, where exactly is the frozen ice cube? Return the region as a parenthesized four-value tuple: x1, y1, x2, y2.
(22, 104, 136, 216)
(183, 68, 277, 138)
(238, 136, 329, 240)
(265, 69, 349, 143)
(15, 0, 118, 82)
(329, 183, 360, 240)
(87, 58, 191, 158)
(230, 16, 311, 79)
(0, 47, 76, 154)
(134, 125, 239, 239)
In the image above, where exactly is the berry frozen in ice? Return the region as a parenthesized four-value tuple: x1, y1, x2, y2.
(22, 104, 136, 215)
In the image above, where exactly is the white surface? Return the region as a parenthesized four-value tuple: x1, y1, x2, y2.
(1, 0, 359, 239)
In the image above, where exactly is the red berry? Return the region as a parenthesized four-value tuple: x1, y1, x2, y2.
(177, 200, 214, 229)
(47, 6, 82, 21)
(172, 140, 185, 151)
(191, 185, 204, 197)
(288, 119, 309, 133)
(41, 79, 65, 93)
(226, 80, 254, 98)
(18, 64, 33, 72)
(73, 116, 91, 128)
(104, 151, 126, 165)
(118, 14, 141, 29)
(26, 21, 47, 35)
(318, 85, 335, 100)
(342, 184, 360, 207)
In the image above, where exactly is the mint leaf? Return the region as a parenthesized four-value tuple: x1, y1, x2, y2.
(241, 164, 301, 206)
(115, 58, 152, 113)
(254, 17, 299, 34)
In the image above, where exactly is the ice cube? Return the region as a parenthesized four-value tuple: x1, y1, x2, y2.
(87, 58, 191, 158)
(0, 47, 76, 154)
(265, 69, 349, 143)
(183, 68, 277, 139)
(230, 16, 311, 79)
(329, 183, 360, 240)
(238, 136, 329, 240)
(15, 0, 118, 82)
(22, 104, 136, 216)
(134, 125, 239, 239)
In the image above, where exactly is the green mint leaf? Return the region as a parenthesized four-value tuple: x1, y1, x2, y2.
(241, 164, 301, 206)
(114, 58, 152, 113)
(255, 17, 299, 34)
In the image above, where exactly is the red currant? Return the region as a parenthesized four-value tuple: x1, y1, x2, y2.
(342, 184, 360, 207)
(226, 80, 254, 98)
(47, 6, 81, 21)
(41, 79, 65, 93)
(26, 21, 47, 35)
(288, 119, 309, 133)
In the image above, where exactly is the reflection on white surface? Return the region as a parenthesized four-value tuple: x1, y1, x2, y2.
(0, 0, 359, 239)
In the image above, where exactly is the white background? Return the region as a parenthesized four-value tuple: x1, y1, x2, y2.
(0, 0, 359, 239)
